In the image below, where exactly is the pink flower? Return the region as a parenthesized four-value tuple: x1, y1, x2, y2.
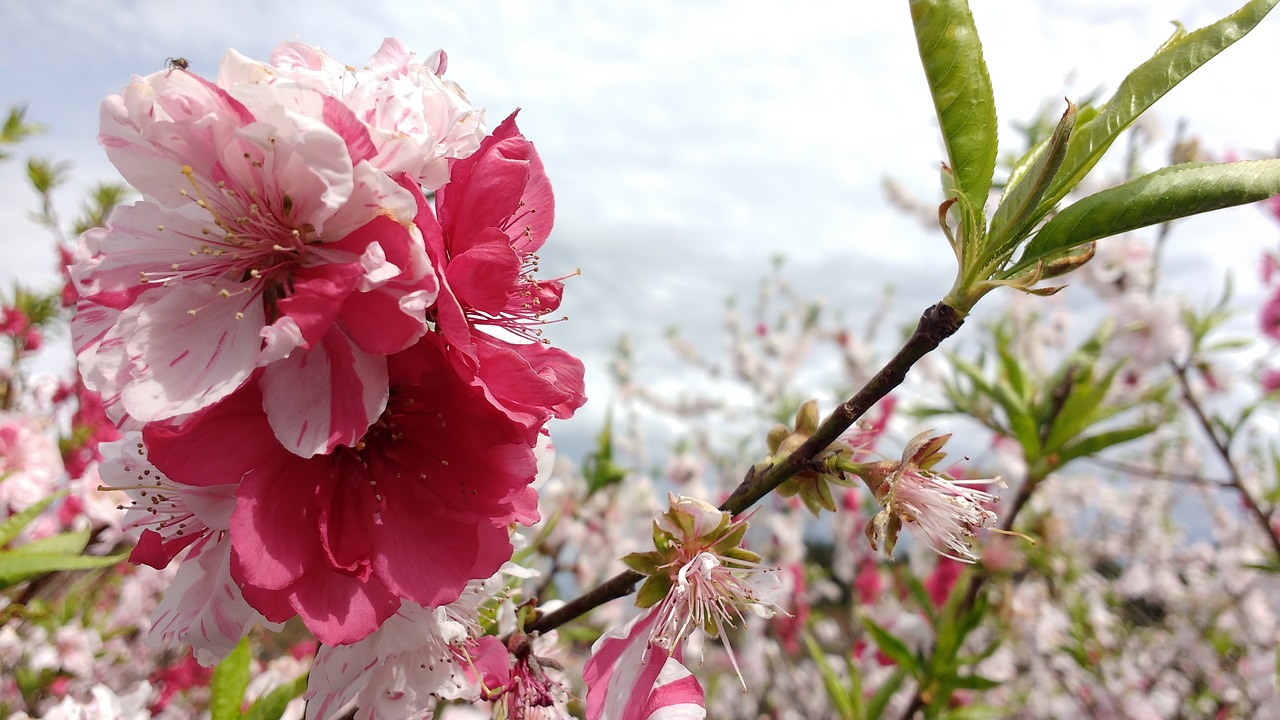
(421, 112, 586, 445)
(924, 557, 966, 607)
(583, 611, 706, 720)
(305, 590, 507, 720)
(1264, 194, 1280, 225)
(864, 431, 1000, 563)
(587, 495, 781, 719)
(98, 433, 278, 664)
(1106, 292, 1190, 367)
(1262, 367, 1280, 394)
(218, 38, 486, 190)
(73, 53, 439, 456)
(0, 412, 65, 513)
(487, 631, 571, 720)
(1263, 287, 1280, 341)
(141, 335, 539, 645)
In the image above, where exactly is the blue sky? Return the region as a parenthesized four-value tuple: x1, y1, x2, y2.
(2, 1, 1278, 459)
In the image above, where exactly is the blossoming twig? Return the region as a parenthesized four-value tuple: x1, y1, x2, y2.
(525, 301, 965, 635)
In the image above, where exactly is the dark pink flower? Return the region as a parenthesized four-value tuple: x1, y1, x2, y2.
(143, 334, 539, 645)
(420, 112, 586, 444)
(1262, 287, 1280, 341)
(924, 556, 965, 607)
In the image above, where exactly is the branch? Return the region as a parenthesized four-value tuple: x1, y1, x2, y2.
(525, 301, 965, 635)
(1171, 361, 1280, 558)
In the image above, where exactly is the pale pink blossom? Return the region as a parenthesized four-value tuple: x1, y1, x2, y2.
(305, 586, 506, 720)
(583, 611, 706, 720)
(1083, 235, 1153, 297)
(74, 56, 439, 456)
(585, 495, 781, 719)
(28, 623, 102, 678)
(1106, 292, 1190, 368)
(98, 433, 279, 664)
(218, 38, 486, 190)
(865, 430, 1000, 563)
(0, 411, 65, 513)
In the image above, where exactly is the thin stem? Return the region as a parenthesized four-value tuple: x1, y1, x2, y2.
(1171, 360, 1280, 558)
(525, 301, 965, 635)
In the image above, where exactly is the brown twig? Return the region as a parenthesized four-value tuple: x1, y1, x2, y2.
(524, 301, 965, 635)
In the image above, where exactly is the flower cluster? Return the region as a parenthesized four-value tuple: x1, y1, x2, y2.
(71, 37, 584, 693)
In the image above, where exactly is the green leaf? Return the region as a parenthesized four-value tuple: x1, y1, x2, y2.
(582, 410, 627, 497)
(947, 673, 1002, 691)
(803, 633, 857, 720)
(910, 0, 998, 211)
(7, 529, 90, 556)
(903, 571, 939, 627)
(941, 706, 1011, 720)
(987, 102, 1076, 257)
(0, 551, 127, 587)
(244, 673, 307, 720)
(0, 492, 64, 548)
(1014, 159, 1280, 275)
(1035, 0, 1279, 219)
(866, 667, 909, 720)
(1057, 423, 1162, 467)
(211, 637, 252, 720)
(862, 616, 922, 677)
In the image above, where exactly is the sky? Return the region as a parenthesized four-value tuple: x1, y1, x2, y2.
(1, 0, 1278, 461)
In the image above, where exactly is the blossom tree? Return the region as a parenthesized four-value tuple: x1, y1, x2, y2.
(3, 0, 1280, 718)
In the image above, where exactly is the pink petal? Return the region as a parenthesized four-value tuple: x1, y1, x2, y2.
(260, 329, 388, 457)
(446, 228, 521, 314)
(149, 535, 280, 667)
(119, 281, 266, 422)
(585, 609, 697, 720)
(274, 261, 365, 347)
(143, 376, 278, 487)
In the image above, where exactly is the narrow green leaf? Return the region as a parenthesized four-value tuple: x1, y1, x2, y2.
(0, 551, 127, 587)
(211, 637, 252, 720)
(1042, 364, 1120, 453)
(941, 706, 1011, 720)
(244, 673, 307, 720)
(903, 572, 939, 627)
(910, 0, 999, 210)
(866, 667, 909, 720)
(803, 633, 857, 720)
(948, 673, 1002, 691)
(1057, 423, 1161, 467)
(988, 102, 1077, 256)
(1014, 159, 1280, 275)
(862, 616, 922, 677)
(0, 492, 63, 548)
(1036, 0, 1279, 217)
(7, 529, 90, 556)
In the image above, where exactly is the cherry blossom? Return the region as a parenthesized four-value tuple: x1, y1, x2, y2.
(73, 54, 440, 456)
(586, 495, 782, 719)
(421, 112, 586, 445)
(862, 430, 1000, 563)
(305, 588, 507, 720)
(218, 38, 486, 190)
(140, 335, 539, 645)
(98, 433, 278, 664)
(0, 411, 65, 513)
